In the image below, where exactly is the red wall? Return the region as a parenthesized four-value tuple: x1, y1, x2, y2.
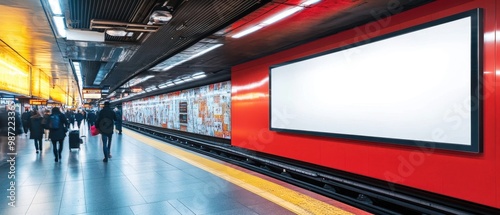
(231, 0, 499, 208)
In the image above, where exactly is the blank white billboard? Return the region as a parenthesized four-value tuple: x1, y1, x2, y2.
(270, 10, 481, 152)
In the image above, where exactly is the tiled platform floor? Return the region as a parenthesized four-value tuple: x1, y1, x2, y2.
(0, 122, 365, 215)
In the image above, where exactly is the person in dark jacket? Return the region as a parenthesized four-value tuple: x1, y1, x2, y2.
(86, 110, 97, 130)
(42, 109, 51, 141)
(49, 107, 68, 162)
(114, 107, 123, 134)
(95, 101, 116, 162)
(28, 109, 44, 153)
(65, 110, 75, 129)
(21, 107, 31, 136)
(75, 110, 84, 129)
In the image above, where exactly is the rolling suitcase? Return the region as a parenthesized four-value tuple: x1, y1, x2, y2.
(69, 130, 80, 150)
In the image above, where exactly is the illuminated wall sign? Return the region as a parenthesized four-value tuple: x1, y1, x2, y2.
(50, 87, 67, 104)
(130, 87, 143, 93)
(30, 99, 47, 105)
(82, 88, 102, 99)
(39, 71, 50, 99)
(0, 45, 30, 96)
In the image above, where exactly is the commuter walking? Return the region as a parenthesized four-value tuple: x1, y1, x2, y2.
(49, 107, 68, 162)
(96, 101, 116, 162)
(75, 110, 84, 129)
(114, 107, 123, 134)
(28, 109, 44, 153)
(65, 110, 75, 129)
(42, 109, 51, 141)
(87, 110, 96, 130)
(21, 107, 31, 136)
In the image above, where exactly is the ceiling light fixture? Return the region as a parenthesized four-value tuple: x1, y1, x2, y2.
(53, 16, 66, 38)
(125, 75, 155, 87)
(173, 79, 185, 84)
(145, 86, 158, 92)
(148, 2, 174, 25)
(158, 82, 175, 89)
(192, 72, 206, 79)
(232, 25, 264, 39)
(231, 0, 321, 38)
(48, 0, 62, 15)
(106, 29, 128, 37)
(149, 43, 223, 72)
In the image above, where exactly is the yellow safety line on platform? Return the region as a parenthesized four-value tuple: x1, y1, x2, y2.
(124, 129, 355, 215)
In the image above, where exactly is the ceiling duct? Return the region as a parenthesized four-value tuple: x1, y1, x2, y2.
(90, 19, 160, 36)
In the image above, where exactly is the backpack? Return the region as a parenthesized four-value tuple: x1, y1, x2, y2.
(49, 114, 60, 129)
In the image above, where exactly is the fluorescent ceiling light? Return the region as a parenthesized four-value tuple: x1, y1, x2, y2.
(191, 44, 223, 59)
(48, 0, 62, 15)
(126, 75, 155, 87)
(106, 29, 127, 37)
(73, 62, 81, 70)
(262, 7, 303, 25)
(192, 72, 206, 79)
(53, 16, 66, 37)
(150, 43, 223, 72)
(173, 79, 185, 84)
(145, 86, 158, 92)
(301, 0, 321, 6)
(232, 25, 263, 38)
(158, 82, 175, 89)
(232, 0, 321, 38)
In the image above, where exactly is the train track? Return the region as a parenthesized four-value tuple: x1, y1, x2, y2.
(123, 122, 498, 215)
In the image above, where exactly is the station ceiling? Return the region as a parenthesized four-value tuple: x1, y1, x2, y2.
(0, 0, 432, 103)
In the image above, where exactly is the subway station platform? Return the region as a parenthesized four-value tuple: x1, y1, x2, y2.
(0, 123, 368, 215)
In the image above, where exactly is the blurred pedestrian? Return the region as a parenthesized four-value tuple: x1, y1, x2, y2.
(96, 101, 116, 162)
(28, 109, 44, 153)
(75, 110, 84, 129)
(21, 107, 31, 136)
(87, 110, 96, 130)
(49, 107, 68, 162)
(42, 109, 51, 141)
(114, 107, 122, 134)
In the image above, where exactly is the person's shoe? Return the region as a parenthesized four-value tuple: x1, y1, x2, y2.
(108, 154, 112, 158)
(59, 154, 62, 159)
(103, 158, 108, 162)
(36, 150, 39, 154)
(55, 158, 58, 162)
